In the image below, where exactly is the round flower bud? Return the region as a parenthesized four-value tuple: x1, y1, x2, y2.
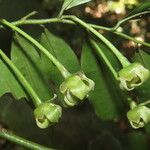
(60, 72, 95, 106)
(119, 63, 150, 91)
(127, 105, 150, 129)
(34, 103, 62, 129)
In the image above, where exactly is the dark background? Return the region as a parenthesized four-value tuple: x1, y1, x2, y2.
(0, 0, 150, 150)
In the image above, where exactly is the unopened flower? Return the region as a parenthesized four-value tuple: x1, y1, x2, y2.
(119, 63, 150, 91)
(127, 103, 150, 129)
(60, 72, 95, 106)
(34, 102, 62, 129)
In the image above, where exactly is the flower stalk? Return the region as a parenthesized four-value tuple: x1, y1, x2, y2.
(0, 49, 41, 107)
(140, 99, 150, 106)
(1, 19, 71, 79)
(89, 39, 118, 80)
(0, 128, 54, 150)
(0, 16, 150, 47)
(0, 49, 62, 128)
(62, 15, 131, 68)
(1, 19, 95, 107)
(61, 16, 150, 91)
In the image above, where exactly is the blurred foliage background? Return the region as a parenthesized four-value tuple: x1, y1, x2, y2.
(0, 0, 150, 150)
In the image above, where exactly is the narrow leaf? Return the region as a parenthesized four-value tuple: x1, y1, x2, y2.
(81, 41, 121, 120)
(0, 56, 26, 99)
(11, 34, 54, 102)
(133, 50, 150, 101)
(95, 42, 127, 111)
(62, 0, 91, 11)
(41, 29, 80, 73)
(40, 28, 80, 103)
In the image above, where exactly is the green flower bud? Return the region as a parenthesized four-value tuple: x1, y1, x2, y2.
(127, 104, 150, 129)
(60, 72, 95, 106)
(119, 63, 150, 91)
(34, 103, 62, 129)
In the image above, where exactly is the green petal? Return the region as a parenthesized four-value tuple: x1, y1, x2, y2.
(34, 102, 62, 129)
(119, 63, 150, 91)
(59, 73, 95, 106)
(127, 105, 150, 129)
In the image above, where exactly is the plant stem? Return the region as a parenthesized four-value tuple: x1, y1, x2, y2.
(21, 11, 37, 20)
(127, 97, 136, 109)
(0, 128, 55, 150)
(139, 100, 150, 106)
(57, 0, 73, 18)
(0, 16, 148, 69)
(111, 11, 150, 31)
(113, 31, 150, 47)
(90, 39, 118, 80)
(0, 18, 74, 29)
(0, 49, 41, 107)
(62, 15, 130, 67)
(0, 16, 149, 48)
(13, 18, 74, 26)
(12, 19, 150, 48)
(1, 19, 71, 79)
(91, 24, 150, 47)
(58, 9, 65, 18)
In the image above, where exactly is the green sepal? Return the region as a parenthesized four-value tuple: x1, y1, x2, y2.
(34, 102, 62, 129)
(119, 63, 150, 91)
(60, 72, 95, 107)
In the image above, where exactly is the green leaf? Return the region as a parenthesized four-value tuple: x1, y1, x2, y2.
(0, 55, 26, 99)
(94, 42, 127, 115)
(127, 1, 150, 19)
(133, 50, 150, 101)
(62, 0, 91, 10)
(11, 33, 54, 102)
(41, 28, 80, 74)
(133, 50, 150, 70)
(81, 41, 125, 120)
(40, 28, 80, 103)
(128, 131, 148, 150)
